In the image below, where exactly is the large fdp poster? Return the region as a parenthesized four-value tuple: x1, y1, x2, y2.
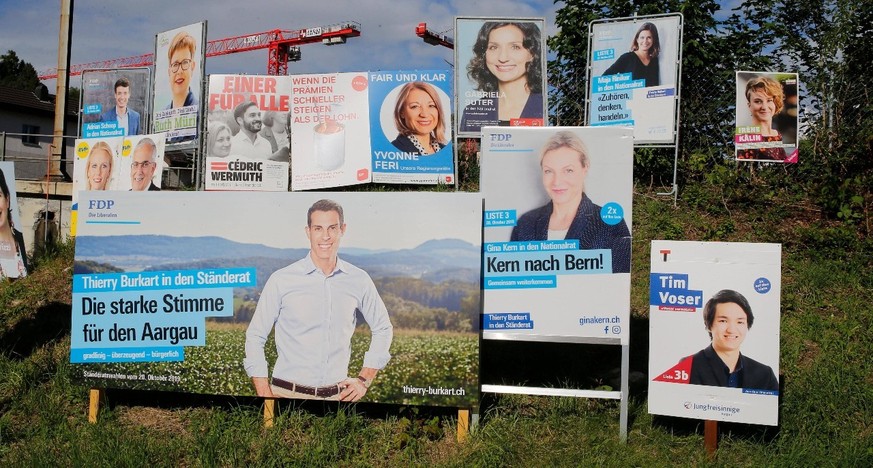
(648, 241, 781, 426)
(80, 68, 151, 138)
(71, 191, 481, 407)
(588, 14, 682, 144)
(455, 17, 547, 138)
(481, 126, 633, 343)
(735, 71, 799, 163)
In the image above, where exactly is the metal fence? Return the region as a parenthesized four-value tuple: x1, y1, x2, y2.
(0, 131, 196, 188)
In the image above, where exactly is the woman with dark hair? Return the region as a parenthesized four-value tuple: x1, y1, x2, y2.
(390, 81, 448, 155)
(460, 21, 544, 132)
(687, 289, 778, 391)
(602, 22, 661, 87)
(0, 167, 28, 279)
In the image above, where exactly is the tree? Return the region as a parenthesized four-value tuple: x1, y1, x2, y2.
(0, 50, 40, 91)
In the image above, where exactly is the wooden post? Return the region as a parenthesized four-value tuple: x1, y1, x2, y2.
(88, 388, 103, 423)
(457, 409, 470, 442)
(704, 420, 718, 457)
(263, 398, 276, 428)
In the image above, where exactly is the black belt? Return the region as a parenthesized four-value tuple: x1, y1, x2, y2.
(272, 377, 340, 398)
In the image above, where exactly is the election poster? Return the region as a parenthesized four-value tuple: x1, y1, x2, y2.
(648, 241, 781, 426)
(588, 14, 682, 144)
(70, 134, 166, 236)
(290, 72, 372, 190)
(70, 191, 482, 407)
(481, 126, 633, 343)
(735, 71, 799, 163)
(0, 162, 29, 280)
(153, 22, 205, 146)
(204, 74, 291, 191)
(80, 68, 151, 138)
(369, 70, 454, 185)
(454, 17, 547, 138)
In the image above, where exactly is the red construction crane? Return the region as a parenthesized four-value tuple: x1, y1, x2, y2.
(38, 21, 361, 80)
(415, 22, 453, 49)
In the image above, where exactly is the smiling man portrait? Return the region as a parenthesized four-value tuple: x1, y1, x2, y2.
(688, 289, 778, 391)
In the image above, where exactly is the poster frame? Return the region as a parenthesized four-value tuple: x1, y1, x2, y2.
(453, 16, 548, 139)
(585, 12, 684, 147)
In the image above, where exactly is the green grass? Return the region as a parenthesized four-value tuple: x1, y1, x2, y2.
(1, 184, 871, 466)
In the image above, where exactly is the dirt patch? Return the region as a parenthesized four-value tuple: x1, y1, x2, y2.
(797, 340, 821, 369)
(117, 406, 192, 439)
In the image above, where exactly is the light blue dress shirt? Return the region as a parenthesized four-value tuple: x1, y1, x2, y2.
(244, 254, 393, 387)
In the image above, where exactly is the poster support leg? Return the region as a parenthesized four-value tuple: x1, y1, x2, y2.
(457, 408, 470, 442)
(263, 398, 276, 428)
(656, 144, 680, 207)
(705, 419, 718, 456)
(88, 388, 103, 423)
(619, 343, 629, 442)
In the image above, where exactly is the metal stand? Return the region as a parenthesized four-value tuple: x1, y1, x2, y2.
(480, 334, 630, 441)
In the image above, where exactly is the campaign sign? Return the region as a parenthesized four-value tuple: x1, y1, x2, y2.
(290, 72, 372, 190)
(80, 68, 151, 138)
(588, 14, 682, 144)
(481, 126, 633, 343)
(454, 17, 548, 138)
(71, 191, 482, 407)
(153, 22, 205, 146)
(735, 71, 799, 163)
(648, 241, 781, 426)
(70, 134, 166, 236)
(204, 74, 291, 191)
(369, 70, 454, 185)
(0, 162, 29, 280)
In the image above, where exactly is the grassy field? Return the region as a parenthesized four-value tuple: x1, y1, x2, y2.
(71, 325, 478, 407)
(1, 184, 871, 466)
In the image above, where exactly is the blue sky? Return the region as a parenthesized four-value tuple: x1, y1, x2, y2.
(1, 1, 745, 89)
(0, 0, 559, 88)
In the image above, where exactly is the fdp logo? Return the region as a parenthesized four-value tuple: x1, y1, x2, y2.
(88, 199, 115, 210)
(76, 141, 91, 159)
(490, 133, 512, 142)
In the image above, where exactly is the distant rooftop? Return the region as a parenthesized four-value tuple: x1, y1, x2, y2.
(0, 84, 78, 116)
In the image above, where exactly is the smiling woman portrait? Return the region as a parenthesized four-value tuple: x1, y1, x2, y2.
(460, 21, 543, 132)
(85, 141, 114, 191)
(390, 81, 448, 155)
(602, 22, 661, 87)
(509, 130, 631, 273)
(737, 75, 788, 160)
(165, 31, 198, 110)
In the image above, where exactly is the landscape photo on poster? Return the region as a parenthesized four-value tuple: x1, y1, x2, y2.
(71, 191, 481, 407)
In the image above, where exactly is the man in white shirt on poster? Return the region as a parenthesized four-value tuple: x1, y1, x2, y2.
(244, 199, 393, 401)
